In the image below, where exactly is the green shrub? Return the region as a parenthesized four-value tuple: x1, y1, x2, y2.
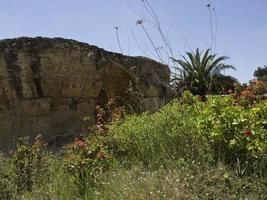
(109, 92, 213, 168)
(197, 96, 267, 170)
(11, 135, 48, 192)
(0, 153, 15, 199)
(109, 92, 267, 172)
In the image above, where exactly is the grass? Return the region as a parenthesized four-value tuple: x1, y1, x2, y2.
(7, 163, 266, 200)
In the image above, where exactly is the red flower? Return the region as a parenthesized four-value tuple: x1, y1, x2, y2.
(244, 129, 252, 137)
(75, 140, 87, 148)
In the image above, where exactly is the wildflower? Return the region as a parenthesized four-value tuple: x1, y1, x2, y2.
(229, 139, 236, 146)
(244, 129, 252, 137)
(75, 139, 87, 148)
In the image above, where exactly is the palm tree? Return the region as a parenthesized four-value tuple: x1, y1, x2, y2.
(171, 48, 235, 97)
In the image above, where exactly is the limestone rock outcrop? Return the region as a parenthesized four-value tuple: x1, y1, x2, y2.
(0, 37, 171, 151)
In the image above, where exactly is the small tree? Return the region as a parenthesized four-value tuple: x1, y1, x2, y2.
(254, 66, 267, 82)
(171, 48, 235, 97)
(210, 74, 238, 94)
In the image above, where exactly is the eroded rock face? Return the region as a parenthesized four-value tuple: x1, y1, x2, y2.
(0, 37, 171, 151)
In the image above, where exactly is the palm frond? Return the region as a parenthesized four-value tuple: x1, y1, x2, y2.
(171, 48, 236, 96)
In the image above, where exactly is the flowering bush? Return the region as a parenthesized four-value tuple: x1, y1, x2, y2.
(110, 91, 266, 173)
(11, 135, 48, 192)
(63, 135, 111, 194)
(197, 96, 267, 168)
(230, 80, 267, 107)
(89, 98, 125, 135)
(63, 98, 124, 194)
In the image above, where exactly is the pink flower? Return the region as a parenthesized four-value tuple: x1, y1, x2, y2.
(75, 140, 87, 148)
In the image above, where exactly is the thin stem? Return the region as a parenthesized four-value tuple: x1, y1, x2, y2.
(143, 0, 174, 61)
(131, 29, 155, 58)
(207, 4, 214, 53)
(115, 27, 123, 54)
(213, 6, 218, 52)
(140, 23, 164, 62)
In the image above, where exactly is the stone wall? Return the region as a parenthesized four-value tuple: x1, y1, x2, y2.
(0, 37, 171, 151)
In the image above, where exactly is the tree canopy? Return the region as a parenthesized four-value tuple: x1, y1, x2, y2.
(254, 66, 267, 82)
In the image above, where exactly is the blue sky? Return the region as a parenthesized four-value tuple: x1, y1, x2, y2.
(0, 0, 266, 83)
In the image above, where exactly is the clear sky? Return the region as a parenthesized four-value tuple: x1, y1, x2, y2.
(0, 0, 266, 83)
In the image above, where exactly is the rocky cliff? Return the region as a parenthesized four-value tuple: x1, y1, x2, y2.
(0, 37, 171, 151)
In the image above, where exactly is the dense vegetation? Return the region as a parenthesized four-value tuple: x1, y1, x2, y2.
(0, 1, 266, 199)
(254, 66, 267, 82)
(0, 81, 266, 199)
